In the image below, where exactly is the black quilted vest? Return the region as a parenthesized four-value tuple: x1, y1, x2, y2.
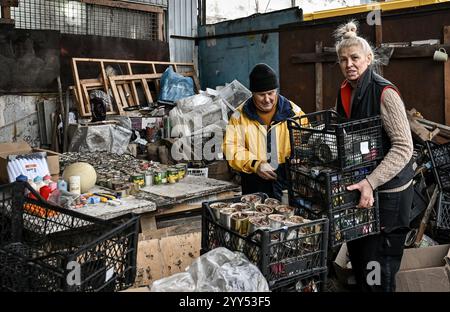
(336, 69, 414, 190)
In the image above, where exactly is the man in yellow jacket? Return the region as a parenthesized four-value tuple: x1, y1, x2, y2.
(223, 63, 306, 200)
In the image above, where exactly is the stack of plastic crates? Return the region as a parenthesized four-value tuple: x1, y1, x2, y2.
(201, 193, 329, 291)
(0, 182, 140, 292)
(426, 141, 450, 230)
(286, 110, 382, 247)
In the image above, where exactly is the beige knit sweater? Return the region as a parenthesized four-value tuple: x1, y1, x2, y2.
(365, 88, 414, 191)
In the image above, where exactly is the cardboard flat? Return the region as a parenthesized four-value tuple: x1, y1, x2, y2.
(0, 140, 60, 183)
(396, 244, 450, 292)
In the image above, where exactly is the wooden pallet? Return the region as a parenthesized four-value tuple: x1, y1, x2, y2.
(71, 58, 200, 117)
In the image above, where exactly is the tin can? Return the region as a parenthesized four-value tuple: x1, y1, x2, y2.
(131, 173, 145, 187)
(160, 169, 167, 184)
(175, 163, 187, 179)
(154, 170, 167, 185)
(145, 170, 154, 186)
(167, 167, 178, 184)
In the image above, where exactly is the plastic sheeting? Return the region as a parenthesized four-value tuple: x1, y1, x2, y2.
(68, 124, 132, 155)
(150, 247, 269, 292)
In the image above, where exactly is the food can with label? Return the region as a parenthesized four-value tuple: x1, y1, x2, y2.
(145, 170, 154, 186)
(131, 173, 145, 187)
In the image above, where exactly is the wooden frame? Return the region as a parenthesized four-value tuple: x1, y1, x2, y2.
(79, 0, 164, 14)
(71, 58, 200, 117)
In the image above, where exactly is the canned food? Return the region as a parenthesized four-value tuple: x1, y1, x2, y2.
(154, 170, 163, 185)
(175, 163, 187, 179)
(167, 168, 178, 184)
(131, 174, 145, 187)
(154, 170, 167, 185)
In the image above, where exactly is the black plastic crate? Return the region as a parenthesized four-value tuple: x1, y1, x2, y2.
(426, 141, 450, 191)
(201, 193, 329, 289)
(287, 160, 376, 212)
(286, 160, 380, 247)
(436, 192, 450, 230)
(0, 182, 139, 292)
(271, 268, 327, 292)
(287, 110, 383, 170)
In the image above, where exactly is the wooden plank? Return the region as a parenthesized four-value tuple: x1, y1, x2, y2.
(292, 45, 450, 64)
(127, 62, 139, 106)
(71, 59, 86, 116)
(445, 26, 450, 126)
(109, 79, 125, 115)
(134, 232, 200, 288)
(99, 61, 109, 93)
(79, 0, 164, 14)
(158, 12, 164, 41)
(141, 78, 154, 104)
(117, 84, 129, 109)
(109, 73, 162, 81)
(315, 41, 323, 112)
(123, 83, 135, 106)
(81, 84, 91, 114)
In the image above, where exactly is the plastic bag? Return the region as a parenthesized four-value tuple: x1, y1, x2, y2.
(68, 124, 132, 155)
(89, 90, 111, 122)
(150, 247, 269, 292)
(158, 66, 195, 103)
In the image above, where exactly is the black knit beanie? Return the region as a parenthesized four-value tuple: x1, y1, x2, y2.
(249, 63, 279, 93)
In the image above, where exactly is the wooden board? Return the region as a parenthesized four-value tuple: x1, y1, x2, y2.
(444, 26, 450, 126)
(140, 176, 236, 200)
(134, 232, 201, 287)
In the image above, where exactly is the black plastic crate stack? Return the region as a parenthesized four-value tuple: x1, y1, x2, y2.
(201, 194, 329, 291)
(426, 141, 450, 230)
(0, 182, 140, 292)
(287, 110, 382, 247)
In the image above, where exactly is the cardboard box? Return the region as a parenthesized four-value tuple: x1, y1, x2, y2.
(333, 243, 356, 286)
(396, 244, 450, 292)
(0, 140, 60, 183)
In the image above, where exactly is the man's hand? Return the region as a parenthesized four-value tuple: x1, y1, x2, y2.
(256, 162, 277, 181)
(347, 179, 374, 208)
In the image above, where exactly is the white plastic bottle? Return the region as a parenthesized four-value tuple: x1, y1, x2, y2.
(69, 176, 81, 195)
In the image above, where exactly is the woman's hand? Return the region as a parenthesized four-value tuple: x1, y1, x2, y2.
(347, 179, 374, 208)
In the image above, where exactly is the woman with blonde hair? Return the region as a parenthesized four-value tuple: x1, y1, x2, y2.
(334, 21, 414, 292)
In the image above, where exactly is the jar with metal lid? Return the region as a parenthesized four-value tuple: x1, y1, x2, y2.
(167, 167, 178, 184)
(175, 163, 187, 180)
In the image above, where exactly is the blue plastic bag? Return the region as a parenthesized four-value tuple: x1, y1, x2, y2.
(158, 66, 195, 102)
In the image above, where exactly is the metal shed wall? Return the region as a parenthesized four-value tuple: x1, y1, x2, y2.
(198, 8, 302, 90)
(168, 0, 197, 63)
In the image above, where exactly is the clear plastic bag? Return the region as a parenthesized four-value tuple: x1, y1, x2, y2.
(150, 247, 269, 292)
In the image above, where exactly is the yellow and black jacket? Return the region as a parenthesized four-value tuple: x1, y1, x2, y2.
(223, 94, 306, 199)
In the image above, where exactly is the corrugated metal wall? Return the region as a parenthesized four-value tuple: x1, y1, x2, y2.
(198, 8, 302, 90)
(168, 0, 197, 64)
(279, 2, 450, 124)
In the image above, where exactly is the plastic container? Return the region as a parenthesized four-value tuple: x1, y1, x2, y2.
(201, 193, 329, 288)
(426, 141, 450, 191)
(69, 176, 81, 195)
(271, 268, 327, 292)
(286, 160, 380, 247)
(0, 182, 140, 292)
(287, 110, 383, 170)
(436, 192, 450, 230)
